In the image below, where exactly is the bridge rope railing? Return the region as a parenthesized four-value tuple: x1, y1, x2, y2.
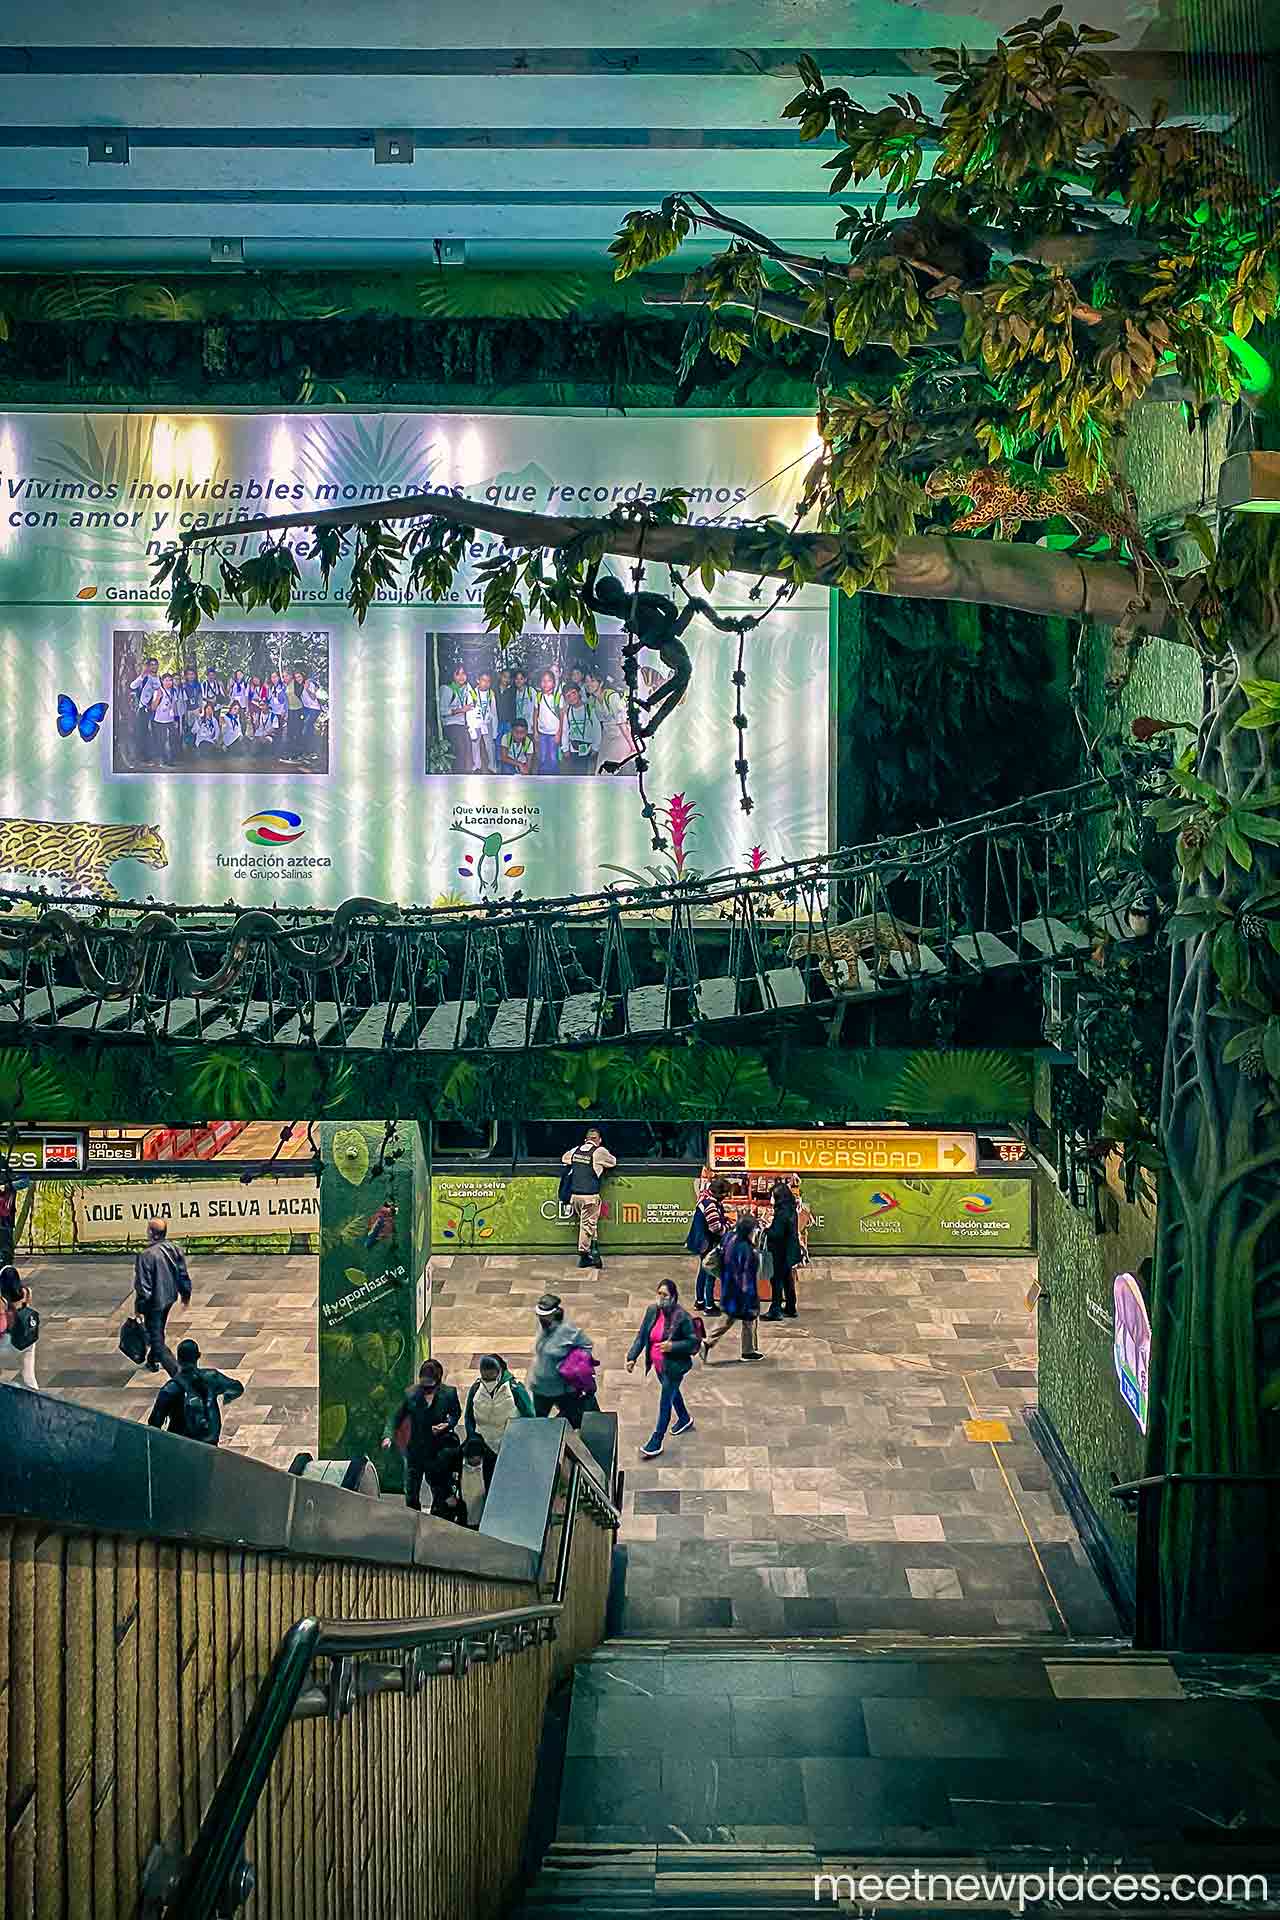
(0, 778, 1130, 1051)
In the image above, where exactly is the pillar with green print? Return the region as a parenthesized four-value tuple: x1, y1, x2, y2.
(317, 1120, 432, 1492)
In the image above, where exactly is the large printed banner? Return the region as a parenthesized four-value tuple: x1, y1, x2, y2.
(72, 1175, 318, 1244)
(0, 411, 830, 907)
(432, 1172, 1034, 1254)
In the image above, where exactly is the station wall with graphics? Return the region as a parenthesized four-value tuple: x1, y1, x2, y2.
(431, 1171, 1034, 1255)
(0, 410, 830, 908)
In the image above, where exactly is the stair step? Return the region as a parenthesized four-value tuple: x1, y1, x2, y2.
(487, 996, 542, 1048)
(558, 990, 607, 1043)
(952, 931, 1021, 971)
(418, 998, 480, 1050)
(695, 975, 739, 1022)
(761, 966, 808, 1010)
(1019, 914, 1089, 957)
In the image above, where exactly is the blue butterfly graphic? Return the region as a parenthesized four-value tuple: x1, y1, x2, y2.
(57, 694, 109, 742)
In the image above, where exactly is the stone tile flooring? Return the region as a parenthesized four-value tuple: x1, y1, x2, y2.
(16, 1248, 1118, 1639)
(14, 1252, 317, 1471)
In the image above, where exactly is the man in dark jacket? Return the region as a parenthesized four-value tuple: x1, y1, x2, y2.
(147, 1338, 244, 1444)
(384, 1359, 464, 1517)
(133, 1218, 192, 1375)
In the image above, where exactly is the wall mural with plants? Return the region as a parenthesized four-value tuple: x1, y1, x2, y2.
(0, 1033, 1033, 1131)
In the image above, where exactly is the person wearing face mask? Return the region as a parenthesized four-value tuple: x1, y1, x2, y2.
(463, 1353, 534, 1491)
(527, 1294, 599, 1428)
(383, 1358, 463, 1515)
(626, 1278, 700, 1458)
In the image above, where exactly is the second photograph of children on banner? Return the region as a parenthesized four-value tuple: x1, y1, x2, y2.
(426, 630, 681, 779)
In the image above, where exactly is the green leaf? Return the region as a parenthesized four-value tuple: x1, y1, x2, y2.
(1265, 1019, 1280, 1080)
(1182, 513, 1217, 565)
(1224, 825, 1254, 870)
(1223, 1025, 1263, 1064)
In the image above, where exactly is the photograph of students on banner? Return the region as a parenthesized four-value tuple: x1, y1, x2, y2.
(112, 629, 330, 776)
(425, 630, 648, 780)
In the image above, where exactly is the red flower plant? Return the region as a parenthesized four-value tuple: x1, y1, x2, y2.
(663, 792, 699, 874)
(749, 846, 767, 871)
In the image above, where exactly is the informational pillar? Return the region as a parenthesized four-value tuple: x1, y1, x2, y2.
(317, 1120, 431, 1492)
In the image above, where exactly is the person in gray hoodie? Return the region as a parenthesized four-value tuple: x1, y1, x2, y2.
(527, 1292, 599, 1428)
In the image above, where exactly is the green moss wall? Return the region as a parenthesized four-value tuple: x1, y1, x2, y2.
(1035, 1171, 1155, 1577)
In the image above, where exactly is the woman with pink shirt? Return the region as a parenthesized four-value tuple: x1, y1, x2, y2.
(626, 1278, 700, 1459)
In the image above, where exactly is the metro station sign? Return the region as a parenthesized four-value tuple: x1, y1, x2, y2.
(708, 1129, 978, 1176)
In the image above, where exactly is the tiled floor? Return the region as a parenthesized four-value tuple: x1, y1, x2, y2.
(15, 1253, 317, 1470)
(16, 1248, 1118, 1638)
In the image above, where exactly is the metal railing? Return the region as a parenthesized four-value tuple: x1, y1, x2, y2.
(145, 1432, 621, 1920)
(1109, 1471, 1280, 1650)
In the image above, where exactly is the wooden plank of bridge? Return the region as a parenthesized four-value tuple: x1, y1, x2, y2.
(1020, 915, 1090, 957)
(556, 991, 605, 1044)
(626, 985, 669, 1034)
(487, 998, 542, 1049)
(762, 966, 809, 1010)
(341, 1002, 399, 1051)
(694, 976, 740, 1023)
(952, 932, 1022, 971)
(418, 1000, 481, 1050)
(886, 942, 946, 980)
(196, 1002, 277, 1044)
(273, 1001, 346, 1046)
(0, 985, 96, 1024)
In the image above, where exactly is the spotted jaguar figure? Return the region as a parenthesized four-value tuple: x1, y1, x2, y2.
(924, 464, 1138, 548)
(790, 914, 934, 987)
(0, 816, 168, 899)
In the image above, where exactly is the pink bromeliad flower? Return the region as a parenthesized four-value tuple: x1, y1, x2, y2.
(664, 792, 699, 874)
(748, 845, 767, 871)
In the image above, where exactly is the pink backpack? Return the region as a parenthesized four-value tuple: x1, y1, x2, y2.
(557, 1346, 598, 1396)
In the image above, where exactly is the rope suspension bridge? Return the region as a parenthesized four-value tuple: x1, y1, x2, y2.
(0, 780, 1136, 1056)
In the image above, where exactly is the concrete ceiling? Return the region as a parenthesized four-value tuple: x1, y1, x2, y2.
(0, 0, 1273, 273)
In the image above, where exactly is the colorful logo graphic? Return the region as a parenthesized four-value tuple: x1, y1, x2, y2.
(961, 1192, 994, 1212)
(451, 821, 537, 894)
(868, 1191, 899, 1213)
(243, 809, 305, 846)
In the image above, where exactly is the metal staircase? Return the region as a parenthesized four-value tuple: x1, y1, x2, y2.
(0, 781, 1134, 1055)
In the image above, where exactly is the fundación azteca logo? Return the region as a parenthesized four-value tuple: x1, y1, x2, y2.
(962, 1192, 995, 1213)
(243, 809, 305, 847)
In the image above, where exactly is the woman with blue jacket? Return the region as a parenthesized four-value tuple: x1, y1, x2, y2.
(706, 1212, 764, 1361)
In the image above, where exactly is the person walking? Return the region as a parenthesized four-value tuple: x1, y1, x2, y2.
(0, 1172, 17, 1263)
(528, 1293, 599, 1428)
(0, 1262, 39, 1389)
(626, 1279, 700, 1458)
(384, 1359, 463, 1514)
(560, 1127, 616, 1270)
(763, 1180, 803, 1320)
(146, 1338, 243, 1444)
(132, 1218, 192, 1375)
(705, 1212, 764, 1362)
(691, 1176, 731, 1315)
(463, 1353, 534, 1491)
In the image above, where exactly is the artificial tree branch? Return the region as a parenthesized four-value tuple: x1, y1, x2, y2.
(178, 489, 1198, 638)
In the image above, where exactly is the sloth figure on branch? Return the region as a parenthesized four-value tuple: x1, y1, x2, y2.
(581, 560, 756, 776)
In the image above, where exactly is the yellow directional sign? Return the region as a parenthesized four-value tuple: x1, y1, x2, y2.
(708, 1128, 978, 1176)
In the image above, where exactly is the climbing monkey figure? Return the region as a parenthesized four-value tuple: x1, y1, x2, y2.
(580, 564, 755, 775)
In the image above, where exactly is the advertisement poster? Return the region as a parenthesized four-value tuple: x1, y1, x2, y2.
(1113, 1269, 1152, 1433)
(432, 1172, 1034, 1254)
(0, 410, 830, 908)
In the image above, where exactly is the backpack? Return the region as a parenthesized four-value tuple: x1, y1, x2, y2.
(557, 1345, 599, 1397)
(690, 1312, 708, 1355)
(180, 1373, 217, 1444)
(685, 1205, 710, 1256)
(8, 1304, 38, 1351)
(557, 1164, 575, 1208)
